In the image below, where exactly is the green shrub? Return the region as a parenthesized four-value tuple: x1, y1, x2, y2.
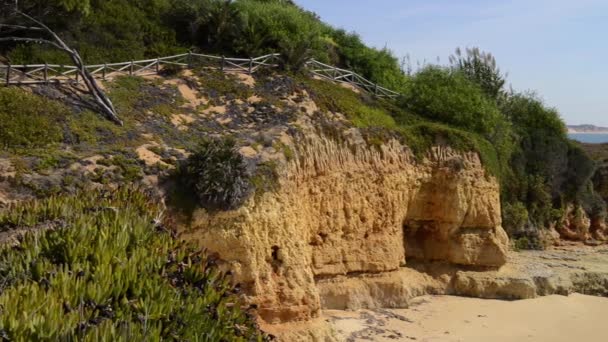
(449, 47, 506, 100)
(234, 0, 329, 62)
(329, 29, 408, 90)
(7, 45, 73, 66)
(9, 0, 181, 64)
(512, 236, 531, 251)
(500, 93, 599, 229)
(502, 201, 529, 235)
(0, 88, 67, 149)
(0, 188, 266, 341)
(401, 66, 515, 178)
(179, 138, 253, 210)
(401, 66, 503, 137)
(501, 93, 569, 181)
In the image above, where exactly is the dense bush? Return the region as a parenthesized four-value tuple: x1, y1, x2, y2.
(72, 0, 180, 63)
(6, 0, 181, 64)
(501, 93, 569, 181)
(0, 88, 67, 149)
(401, 66, 502, 136)
(400, 66, 514, 178)
(449, 47, 507, 100)
(234, 0, 327, 68)
(179, 138, 253, 210)
(502, 201, 530, 235)
(329, 29, 407, 90)
(0, 188, 266, 340)
(500, 93, 601, 238)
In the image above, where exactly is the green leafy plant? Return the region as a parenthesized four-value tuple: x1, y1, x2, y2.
(500, 93, 601, 233)
(179, 138, 253, 210)
(401, 66, 503, 137)
(502, 201, 530, 236)
(0, 188, 267, 341)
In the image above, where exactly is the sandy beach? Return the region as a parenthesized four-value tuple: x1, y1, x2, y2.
(326, 294, 608, 342)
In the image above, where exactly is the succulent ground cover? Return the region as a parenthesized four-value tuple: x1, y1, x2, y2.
(0, 187, 267, 341)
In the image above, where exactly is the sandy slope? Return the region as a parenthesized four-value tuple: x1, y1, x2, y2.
(326, 294, 608, 342)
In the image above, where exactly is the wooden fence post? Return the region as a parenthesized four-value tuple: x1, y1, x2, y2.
(102, 64, 107, 80)
(155, 58, 160, 74)
(249, 57, 253, 74)
(130, 61, 134, 76)
(187, 51, 193, 69)
(44, 63, 48, 84)
(5, 64, 10, 85)
(221, 56, 225, 72)
(374, 84, 378, 96)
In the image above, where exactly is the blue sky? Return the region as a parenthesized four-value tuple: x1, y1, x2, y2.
(295, 0, 608, 126)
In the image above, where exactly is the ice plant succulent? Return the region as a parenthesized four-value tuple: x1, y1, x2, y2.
(0, 187, 267, 341)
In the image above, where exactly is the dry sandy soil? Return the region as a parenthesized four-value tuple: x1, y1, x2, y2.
(326, 294, 608, 342)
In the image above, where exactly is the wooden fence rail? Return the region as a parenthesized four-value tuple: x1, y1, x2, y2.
(0, 52, 401, 98)
(305, 59, 400, 99)
(0, 53, 281, 85)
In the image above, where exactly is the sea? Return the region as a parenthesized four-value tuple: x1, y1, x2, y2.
(568, 133, 608, 144)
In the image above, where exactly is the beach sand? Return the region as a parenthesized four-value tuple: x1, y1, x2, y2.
(326, 294, 608, 342)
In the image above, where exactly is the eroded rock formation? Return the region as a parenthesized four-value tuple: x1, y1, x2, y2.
(183, 129, 509, 330)
(557, 204, 608, 242)
(558, 205, 592, 241)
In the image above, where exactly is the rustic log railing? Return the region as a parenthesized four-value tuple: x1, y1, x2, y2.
(0, 52, 401, 98)
(0, 53, 281, 85)
(305, 59, 400, 99)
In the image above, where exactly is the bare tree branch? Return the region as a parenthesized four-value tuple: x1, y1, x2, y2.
(1, 7, 123, 125)
(0, 23, 44, 31)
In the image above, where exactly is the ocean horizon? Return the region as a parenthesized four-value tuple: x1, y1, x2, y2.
(568, 133, 608, 144)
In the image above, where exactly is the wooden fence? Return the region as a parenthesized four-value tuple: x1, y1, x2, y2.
(305, 59, 400, 99)
(0, 52, 401, 98)
(0, 52, 281, 85)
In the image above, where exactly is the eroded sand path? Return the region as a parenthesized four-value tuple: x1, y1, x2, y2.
(326, 294, 608, 342)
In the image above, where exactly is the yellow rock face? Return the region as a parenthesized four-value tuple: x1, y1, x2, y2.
(183, 134, 509, 326)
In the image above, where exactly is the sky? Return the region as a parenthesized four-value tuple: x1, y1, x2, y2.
(295, 0, 608, 126)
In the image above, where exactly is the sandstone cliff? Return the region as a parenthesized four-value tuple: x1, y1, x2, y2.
(182, 114, 509, 336)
